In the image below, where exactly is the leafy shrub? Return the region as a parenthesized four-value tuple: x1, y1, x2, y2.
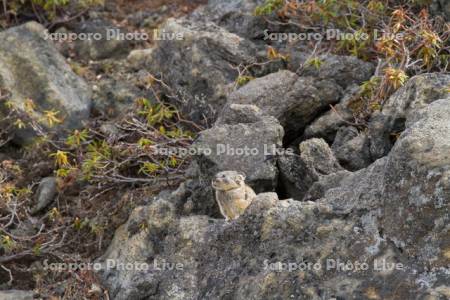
(255, 0, 284, 16)
(254, 0, 449, 121)
(1, 0, 104, 27)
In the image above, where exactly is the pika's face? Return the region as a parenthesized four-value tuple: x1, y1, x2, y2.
(211, 171, 245, 191)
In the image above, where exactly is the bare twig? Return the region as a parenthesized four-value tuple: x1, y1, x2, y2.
(1, 0, 7, 23)
(48, 8, 90, 30)
(1, 264, 13, 285)
(329, 104, 363, 127)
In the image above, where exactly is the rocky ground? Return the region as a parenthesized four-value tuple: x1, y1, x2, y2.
(0, 0, 449, 299)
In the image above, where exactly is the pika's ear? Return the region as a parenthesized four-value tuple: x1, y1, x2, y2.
(236, 172, 246, 181)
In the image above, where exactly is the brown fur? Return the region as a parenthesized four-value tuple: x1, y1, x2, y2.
(212, 171, 256, 221)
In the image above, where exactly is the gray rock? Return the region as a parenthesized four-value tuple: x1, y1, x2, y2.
(226, 70, 343, 138)
(95, 8, 450, 300)
(127, 48, 154, 67)
(368, 73, 450, 160)
(189, 0, 268, 40)
(0, 22, 91, 145)
(100, 174, 449, 299)
(302, 84, 360, 143)
(299, 138, 342, 176)
(97, 199, 179, 300)
(69, 20, 131, 60)
(215, 104, 266, 125)
(193, 116, 283, 191)
(31, 177, 58, 214)
(381, 98, 450, 262)
(379, 73, 450, 119)
(292, 53, 375, 89)
(431, 0, 450, 21)
(332, 126, 359, 150)
(314, 157, 387, 213)
(303, 170, 352, 201)
(278, 138, 342, 200)
(332, 126, 372, 171)
(245, 192, 279, 215)
(314, 98, 450, 260)
(181, 115, 283, 217)
(147, 18, 258, 125)
(190, 0, 304, 44)
(92, 78, 144, 117)
(0, 290, 35, 300)
(277, 154, 317, 200)
(195, 114, 283, 201)
(191, 0, 264, 22)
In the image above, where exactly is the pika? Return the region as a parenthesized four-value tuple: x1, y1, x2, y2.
(211, 171, 256, 221)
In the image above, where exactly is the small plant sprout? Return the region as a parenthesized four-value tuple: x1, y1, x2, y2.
(168, 156, 178, 168)
(32, 243, 42, 255)
(1, 235, 16, 253)
(24, 98, 36, 113)
(367, 1, 385, 13)
(49, 207, 61, 222)
(73, 217, 84, 230)
(139, 222, 148, 231)
(137, 99, 178, 126)
(267, 46, 288, 61)
(360, 77, 381, 98)
(50, 150, 70, 167)
(384, 67, 408, 89)
(236, 75, 254, 86)
(306, 57, 324, 70)
(55, 167, 75, 178)
(14, 118, 26, 129)
(254, 0, 284, 16)
(139, 162, 160, 175)
(137, 138, 154, 147)
(66, 129, 89, 147)
(42, 110, 63, 127)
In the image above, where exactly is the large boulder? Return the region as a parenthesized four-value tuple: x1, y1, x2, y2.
(332, 126, 372, 171)
(0, 22, 91, 145)
(224, 70, 343, 139)
(67, 20, 131, 60)
(381, 98, 450, 263)
(215, 103, 266, 125)
(192, 115, 284, 192)
(299, 138, 342, 176)
(0, 290, 36, 300)
(146, 18, 258, 125)
(289, 53, 375, 89)
(97, 199, 180, 300)
(278, 138, 342, 200)
(189, 0, 281, 41)
(100, 158, 450, 300)
(431, 0, 450, 21)
(302, 84, 360, 143)
(312, 98, 450, 265)
(184, 114, 284, 216)
(91, 78, 145, 117)
(368, 73, 450, 160)
(308, 156, 387, 212)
